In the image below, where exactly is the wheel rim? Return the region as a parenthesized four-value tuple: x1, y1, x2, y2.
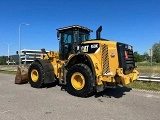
(71, 72, 85, 90)
(31, 69, 39, 82)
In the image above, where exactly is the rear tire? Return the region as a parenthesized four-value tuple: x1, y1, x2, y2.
(66, 63, 94, 97)
(28, 61, 44, 88)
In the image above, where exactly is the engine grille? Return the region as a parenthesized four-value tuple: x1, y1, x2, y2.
(125, 49, 135, 66)
(117, 43, 135, 74)
(102, 44, 110, 75)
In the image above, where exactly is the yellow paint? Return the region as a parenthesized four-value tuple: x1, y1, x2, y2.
(115, 69, 139, 85)
(40, 39, 139, 87)
(71, 72, 85, 90)
(41, 51, 66, 79)
(31, 69, 39, 82)
(84, 40, 119, 75)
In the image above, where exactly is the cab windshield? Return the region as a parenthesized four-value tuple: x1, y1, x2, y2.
(79, 32, 90, 42)
(61, 31, 90, 44)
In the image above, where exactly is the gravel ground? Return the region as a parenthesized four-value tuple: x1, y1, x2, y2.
(0, 73, 160, 120)
(0, 65, 17, 71)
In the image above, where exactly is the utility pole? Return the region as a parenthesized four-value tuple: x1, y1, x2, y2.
(149, 48, 153, 66)
(19, 23, 30, 65)
(4, 42, 13, 65)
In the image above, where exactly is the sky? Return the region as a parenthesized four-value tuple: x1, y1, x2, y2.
(0, 0, 160, 56)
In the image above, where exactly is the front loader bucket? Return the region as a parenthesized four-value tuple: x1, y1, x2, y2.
(15, 65, 29, 84)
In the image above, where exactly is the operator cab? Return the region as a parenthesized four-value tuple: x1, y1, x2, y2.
(57, 25, 93, 60)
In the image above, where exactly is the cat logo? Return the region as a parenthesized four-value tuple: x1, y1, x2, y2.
(81, 45, 89, 52)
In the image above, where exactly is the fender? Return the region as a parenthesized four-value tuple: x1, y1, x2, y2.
(65, 53, 96, 86)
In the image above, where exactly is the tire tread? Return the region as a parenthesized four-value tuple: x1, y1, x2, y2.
(66, 63, 94, 97)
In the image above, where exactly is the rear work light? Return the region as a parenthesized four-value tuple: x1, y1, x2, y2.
(125, 51, 128, 59)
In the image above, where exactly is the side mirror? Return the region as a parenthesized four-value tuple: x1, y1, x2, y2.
(16, 51, 18, 54)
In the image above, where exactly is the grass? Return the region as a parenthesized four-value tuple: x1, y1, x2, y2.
(126, 81, 160, 91)
(136, 66, 160, 73)
(128, 62, 160, 91)
(0, 70, 16, 75)
(136, 61, 160, 73)
(136, 61, 160, 66)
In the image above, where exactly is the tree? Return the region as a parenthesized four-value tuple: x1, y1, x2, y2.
(133, 51, 144, 62)
(142, 52, 150, 61)
(0, 56, 7, 65)
(152, 42, 160, 63)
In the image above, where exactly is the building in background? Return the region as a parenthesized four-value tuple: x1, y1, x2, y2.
(0, 49, 49, 65)
(20, 49, 49, 64)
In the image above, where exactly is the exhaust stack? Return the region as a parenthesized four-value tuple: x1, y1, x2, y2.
(96, 26, 102, 39)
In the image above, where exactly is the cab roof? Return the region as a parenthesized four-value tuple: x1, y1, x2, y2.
(56, 25, 93, 32)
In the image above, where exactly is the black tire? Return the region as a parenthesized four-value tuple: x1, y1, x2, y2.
(28, 61, 44, 88)
(66, 63, 94, 97)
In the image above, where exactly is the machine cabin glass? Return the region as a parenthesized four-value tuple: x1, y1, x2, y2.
(57, 25, 92, 60)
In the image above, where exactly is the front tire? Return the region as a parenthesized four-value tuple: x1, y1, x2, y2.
(66, 63, 94, 97)
(28, 61, 44, 88)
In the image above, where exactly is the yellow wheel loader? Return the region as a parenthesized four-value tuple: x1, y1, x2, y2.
(16, 25, 139, 97)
